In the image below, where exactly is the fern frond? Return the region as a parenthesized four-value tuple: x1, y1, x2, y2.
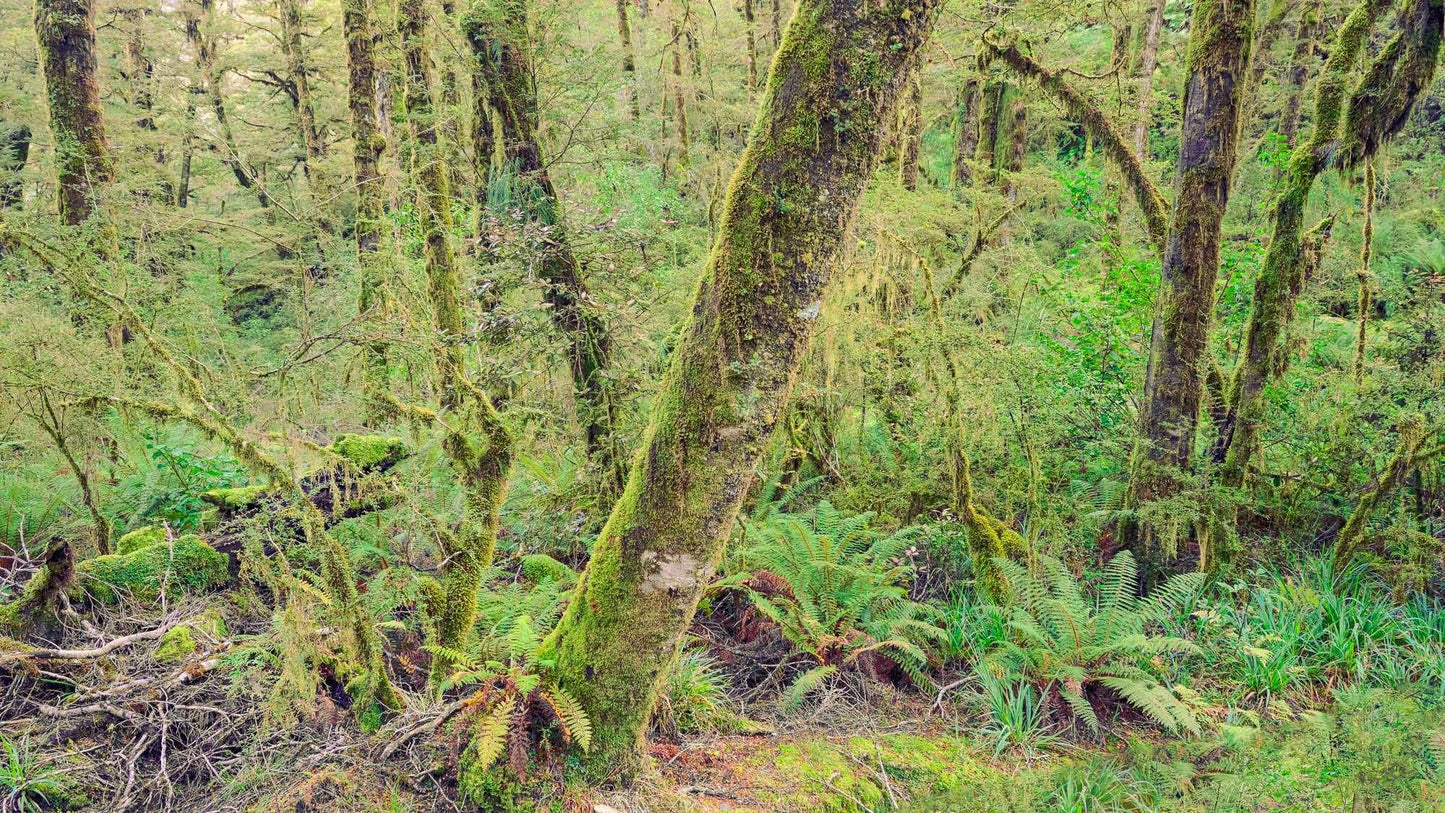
(781, 665, 838, 712)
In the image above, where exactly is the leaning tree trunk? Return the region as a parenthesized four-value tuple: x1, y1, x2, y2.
(344, 0, 391, 422)
(465, 0, 624, 494)
(35, 0, 111, 225)
(1132, 0, 1165, 159)
(1218, 0, 1435, 488)
(1129, 0, 1255, 575)
(542, 0, 940, 773)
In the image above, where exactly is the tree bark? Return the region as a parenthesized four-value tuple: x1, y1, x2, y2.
(1129, 0, 1255, 573)
(1132, 0, 1165, 160)
(279, 0, 325, 184)
(672, 16, 691, 164)
(743, 0, 759, 96)
(465, 0, 624, 494)
(975, 79, 1004, 186)
(951, 78, 979, 188)
(542, 0, 940, 772)
(344, 0, 391, 422)
(1354, 160, 1375, 383)
(1278, 0, 1321, 148)
(35, 0, 112, 225)
(898, 66, 922, 190)
(1002, 93, 1026, 204)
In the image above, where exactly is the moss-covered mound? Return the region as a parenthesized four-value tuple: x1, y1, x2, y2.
(74, 534, 229, 603)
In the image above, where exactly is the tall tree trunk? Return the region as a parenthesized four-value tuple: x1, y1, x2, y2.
(615, 0, 640, 119)
(1354, 160, 1375, 383)
(672, 16, 691, 165)
(1002, 93, 1026, 204)
(1130, 0, 1255, 576)
(898, 66, 922, 190)
(1278, 0, 1321, 148)
(542, 0, 940, 772)
(975, 79, 1004, 185)
(770, 0, 783, 51)
(1132, 0, 1165, 159)
(123, 9, 156, 132)
(743, 0, 758, 96)
(345, 0, 390, 421)
(1218, 0, 1424, 488)
(398, 0, 514, 682)
(951, 78, 979, 188)
(36, 0, 112, 225)
(186, 0, 270, 207)
(465, 0, 624, 494)
(279, 0, 325, 184)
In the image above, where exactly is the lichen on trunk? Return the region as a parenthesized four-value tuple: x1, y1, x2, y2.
(541, 0, 941, 773)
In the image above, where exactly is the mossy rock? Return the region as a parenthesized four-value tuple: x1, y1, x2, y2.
(73, 534, 229, 603)
(117, 525, 166, 555)
(155, 625, 196, 663)
(330, 433, 407, 471)
(201, 484, 269, 511)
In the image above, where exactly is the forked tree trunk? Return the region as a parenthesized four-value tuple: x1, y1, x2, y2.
(344, 0, 391, 421)
(465, 0, 625, 494)
(1218, 0, 1433, 488)
(1129, 0, 1255, 574)
(398, 0, 514, 682)
(35, 0, 111, 225)
(542, 0, 941, 772)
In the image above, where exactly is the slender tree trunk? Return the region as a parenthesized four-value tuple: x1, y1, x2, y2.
(951, 78, 979, 188)
(1002, 93, 1026, 204)
(123, 10, 156, 132)
(615, 0, 640, 119)
(898, 66, 922, 190)
(1243, 0, 1299, 121)
(279, 0, 325, 183)
(976, 80, 1004, 185)
(465, 0, 624, 494)
(345, 0, 391, 422)
(398, 0, 514, 682)
(1278, 0, 1321, 148)
(1132, 0, 1165, 160)
(743, 0, 758, 96)
(36, 0, 112, 225)
(542, 0, 940, 772)
(1129, 0, 1255, 575)
(770, 0, 782, 51)
(1225, 0, 1445, 459)
(1354, 160, 1375, 383)
(672, 16, 691, 165)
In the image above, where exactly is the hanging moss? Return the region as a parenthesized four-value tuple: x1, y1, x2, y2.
(73, 534, 228, 604)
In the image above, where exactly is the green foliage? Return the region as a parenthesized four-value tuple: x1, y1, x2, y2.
(116, 428, 247, 532)
(736, 502, 946, 702)
(981, 552, 1205, 737)
(653, 646, 736, 734)
(0, 735, 65, 813)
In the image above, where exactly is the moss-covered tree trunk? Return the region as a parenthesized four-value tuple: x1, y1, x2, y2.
(185, 0, 269, 207)
(671, 15, 691, 164)
(542, 0, 940, 772)
(1278, 0, 1321, 148)
(898, 66, 922, 190)
(279, 0, 325, 187)
(1218, 0, 1433, 488)
(465, 0, 624, 494)
(614, 0, 639, 119)
(35, 0, 112, 225)
(1002, 94, 1026, 204)
(1354, 160, 1375, 383)
(951, 78, 979, 188)
(743, 0, 759, 96)
(398, 0, 514, 682)
(1129, 0, 1254, 573)
(1132, 0, 1165, 158)
(344, 0, 390, 421)
(975, 79, 1004, 187)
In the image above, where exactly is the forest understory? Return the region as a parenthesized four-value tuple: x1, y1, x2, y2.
(1, 0, 1444, 807)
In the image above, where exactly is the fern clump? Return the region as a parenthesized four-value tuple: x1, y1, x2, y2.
(981, 551, 1205, 737)
(735, 501, 946, 709)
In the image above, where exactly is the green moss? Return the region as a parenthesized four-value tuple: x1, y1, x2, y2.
(519, 553, 577, 585)
(756, 735, 999, 811)
(329, 433, 406, 471)
(200, 484, 268, 511)
(73, 534, 229, 603)
(116, 525, 165, 555)
(155, 624, 197, 662)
